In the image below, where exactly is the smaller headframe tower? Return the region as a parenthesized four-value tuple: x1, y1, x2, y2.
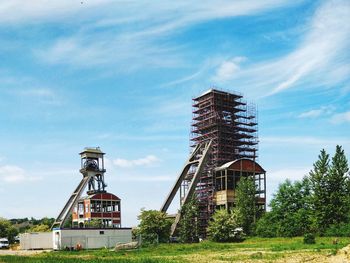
(52, 147, 121, 229)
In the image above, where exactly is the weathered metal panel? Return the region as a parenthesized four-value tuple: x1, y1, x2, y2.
(20, 232, 53, 250)
(54, 229, 132, 250)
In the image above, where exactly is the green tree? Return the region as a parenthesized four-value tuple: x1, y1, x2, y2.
(207, 209, 238, 242)
(178, 197, 199, 243)
(28, 224, 50, 232)
(327, 145, 349, 226)
(309, 149, 330, 232)
(86, 219, 102, 228)
(255, 212, 277, 237)
(0, 218, 18, 243)
(137, 209, 172, 244)
(233, 176, 257, 234)
(268, 178, 312, 237)
(41, 217, 55, 227)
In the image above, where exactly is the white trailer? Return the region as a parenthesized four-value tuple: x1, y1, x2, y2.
(20, 232, 53, 250)
(53, 228, 132, 250)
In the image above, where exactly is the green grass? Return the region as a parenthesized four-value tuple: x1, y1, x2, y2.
(0, 237, 349, 263)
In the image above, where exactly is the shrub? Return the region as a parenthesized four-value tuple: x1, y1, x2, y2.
(255, 212, 277, 238)
(207, 209, 244, 242)
(303, 233, 316, 244)
(324, 222, 350, 237)
(137, 209, 172, 245)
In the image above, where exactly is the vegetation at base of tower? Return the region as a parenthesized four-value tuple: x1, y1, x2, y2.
(178, 197, 200, 243)
(0, 218, 18, 243)
(137, 209, 172, 245)
(207, 209, 245, 242)
(27, 224, 51, 232)
(1, 237, 350, 262)
(256, 178, 312, 237)
(233, 176, 258, 235)
(255, 145, 350, 238)
(85, 219, 103, 228)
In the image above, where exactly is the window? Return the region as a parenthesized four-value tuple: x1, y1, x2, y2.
(99, 231, 104, 235)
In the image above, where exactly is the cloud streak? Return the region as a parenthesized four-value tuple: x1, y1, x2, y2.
(213, 0, 350, 97)
(0, 165, 42, 183)
(113, 155, 161, 168)
(31, 0, 300, 71)
(330, 111, 350, 124)
(298, 106, 335, 118)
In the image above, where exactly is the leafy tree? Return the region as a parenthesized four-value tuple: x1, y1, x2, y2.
(63, 215, 73, 228)
(28, 224, 50, 232)
(178, 197, 199, 243)
(255, 212, 277, 237)
(267, 178, 312, 237)
(137, 209, 172, 244)
(86, 219, 102, 228)
(207, 209, 239, 242)
(0, 218, 18, 243)
(41, 217, 55, 227)
(233, 176, 257, 234)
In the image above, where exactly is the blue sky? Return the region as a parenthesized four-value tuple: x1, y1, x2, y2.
(0, 0, 349, 227)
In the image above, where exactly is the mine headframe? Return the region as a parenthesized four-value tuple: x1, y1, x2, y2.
(51, 147, 107, 229)
(160, 140, 212, 236)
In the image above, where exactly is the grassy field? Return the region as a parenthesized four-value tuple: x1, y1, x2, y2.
(0, 237, 349, 263)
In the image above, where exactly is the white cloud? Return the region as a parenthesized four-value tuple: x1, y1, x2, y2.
(0, 165, 42, 183)
(261, 136, 350, 148)
(266, 167, 310, 205)
(268, 167, 310, 184)
(212, 0, 350, 98)
(213, 57, 247, 82)
(298, 106, 335, 118)
(0, 0, 113, 24)
(330, 111, 350, 124)
(31, 1, 299, 70)
(117, 175, 173, 182)
(113, 155, 161, 168)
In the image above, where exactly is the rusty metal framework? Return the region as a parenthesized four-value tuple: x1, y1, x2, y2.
(190, 89, 259, 235)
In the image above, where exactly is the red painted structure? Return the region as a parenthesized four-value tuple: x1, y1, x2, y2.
(72, 192, 121, 228)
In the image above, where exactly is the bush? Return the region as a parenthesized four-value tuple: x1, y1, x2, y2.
(137, 209, 172, 245)
(207, 209, 244, 242)
(324, 223, 350, 237)
(28, 224, 50, 232)
(303, 233, 316, 244)
(255, 212, 277, 238)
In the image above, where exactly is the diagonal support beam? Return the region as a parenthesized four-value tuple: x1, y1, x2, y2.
(170, 140, 212, 236)
(51, 174, 92, 229)
(160, 143, 204, 213)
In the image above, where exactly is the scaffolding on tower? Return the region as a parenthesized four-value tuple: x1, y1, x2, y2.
(189, 88, 259, 235)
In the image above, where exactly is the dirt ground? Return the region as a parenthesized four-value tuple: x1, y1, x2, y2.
(0, 249, 50, 256)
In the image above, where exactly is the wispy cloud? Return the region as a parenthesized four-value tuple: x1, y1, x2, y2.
(0, 165, 42, 183)
(298, 106, 335, 118)
(261, 136, 350, 147)
(117, 175, 173, 182)
(32, 1, 299, 71)
(212, 0, 350, 97)
(113, 155, 161, 168)
(9, 87, 62, 106)
(0, 1, 113, 24)
(266, 167, 310, 204)
(330, 111, 350, 124)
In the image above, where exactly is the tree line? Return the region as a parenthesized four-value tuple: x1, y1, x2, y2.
(136, 145, 349, 244)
